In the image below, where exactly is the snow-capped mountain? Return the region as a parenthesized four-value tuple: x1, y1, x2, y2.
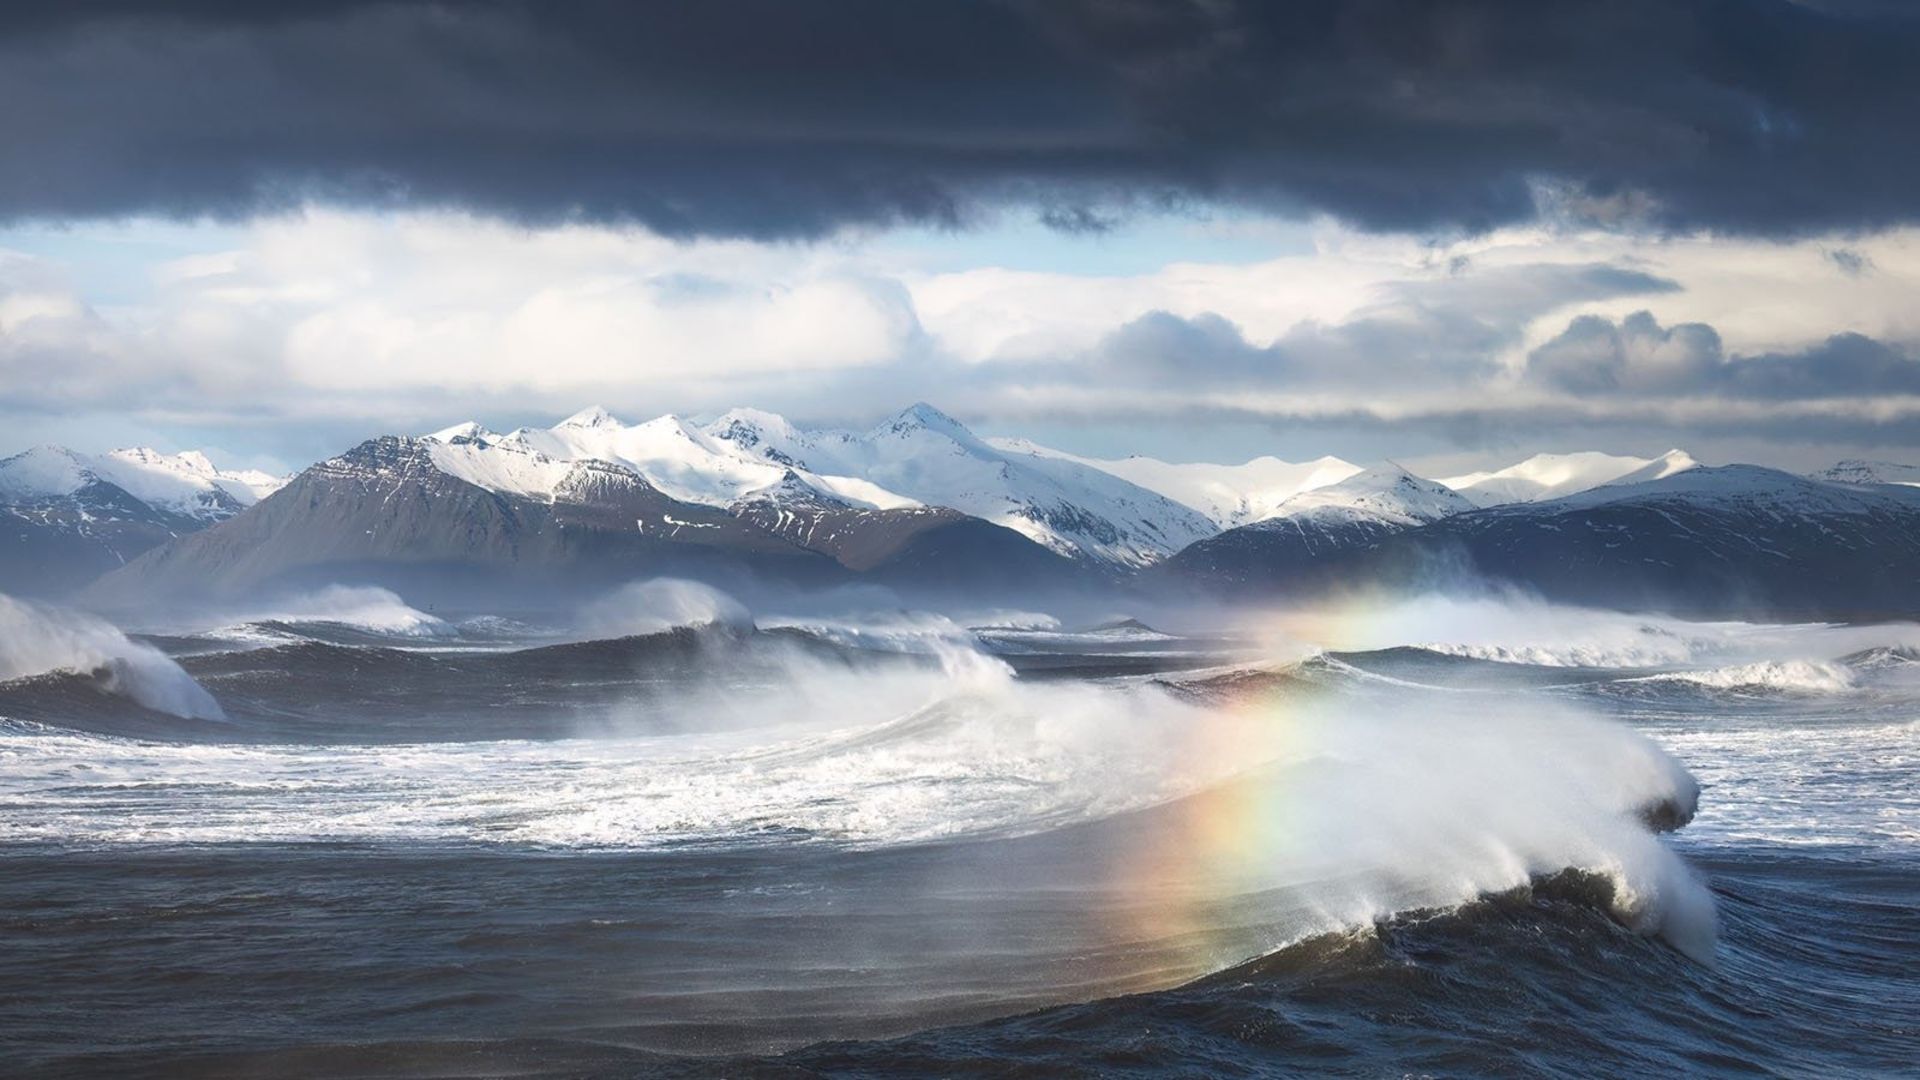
(1264, 464, 1477, 529)
(35, 409, 1920, 620)
(991, 440, 1362, 529)
(1158, 464, 1474, 586)
(1815, 460, 1920, 487)
(1162, 462, 1920, 618)
(1412, 465, 1920, 617)
(432, 405, 910, 511)
(420, 403, 1214, 567)
(0, 445, 284, 522)
(1543, 462, 1868, 512)
(1440, 449, 1696, 506)
(0, 445, 287, 596)
(84, 428, 1084, 608)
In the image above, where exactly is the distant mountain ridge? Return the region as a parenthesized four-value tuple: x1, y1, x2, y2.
(0, 445, 287, 596)
(1816, 460, 1920, 487)
(416, 403, 1215, 568)
(1438, 450, 1697, 506)
(81, 422, 1086, 609)
(1158, 464, 1920, 620)
(991, 439, 1364, 528)
(13, 408, 1920, 620)
(0, 445, 283, 521)
(1161, 464, 1475, 583)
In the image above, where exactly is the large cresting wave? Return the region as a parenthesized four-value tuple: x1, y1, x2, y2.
(0, 592, 223, 721)
(0, 581, 1716, 967)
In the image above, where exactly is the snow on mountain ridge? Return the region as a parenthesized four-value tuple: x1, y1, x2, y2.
(102, 447, 286, 507)
(872, 401, 977, 442)
(776, 404, 1217, 565)
(556, 405, 621, 430)
(427, 421, 492, 444)
(1261, 464, 1476, 528)
(1440, 450, 1696, 506)
(0, 444, 286, 520)
(1815, 459, 1920, 488)
(414, 404, 1214, 566)
(993, 439, 1363, 527)
(422, 437, 576, 500)
(1596, 450, 1698, 490)
(0, 446, 95, 501)
(1537, 463, 1920, 517)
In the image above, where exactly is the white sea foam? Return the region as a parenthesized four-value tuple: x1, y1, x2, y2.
(0, 618, 1714, 955)
(1629, 659, 1857, 694)
(0, 593, 224, 720)
(2, 585, 1761, 962)
(1649, 718, 1919, 850)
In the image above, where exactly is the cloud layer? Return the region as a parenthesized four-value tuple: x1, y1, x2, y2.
(1529, 312, 1920, 400)
(6, 210, 1920, 470)
(5, 1, 1920, 237)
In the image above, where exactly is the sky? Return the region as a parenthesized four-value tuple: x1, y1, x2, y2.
(3, 0, 1920, 477)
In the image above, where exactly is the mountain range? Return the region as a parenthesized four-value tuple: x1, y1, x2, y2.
(8, 405, 1919, 619)
(1159, 461, 1920, 619)
(0, 446, 285, 596)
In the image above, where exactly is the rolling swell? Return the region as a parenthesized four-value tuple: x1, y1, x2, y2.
(751, 856, 1915, 1080)
(125, 627, 928, 743)
(0, 673, 238, 741)
(6, 599, 1916, 1076)
(25, 853, 1907, 1079)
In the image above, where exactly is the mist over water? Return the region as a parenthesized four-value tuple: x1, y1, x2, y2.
(580, 578, 754, 639)
(1, 582, 1915, 1074)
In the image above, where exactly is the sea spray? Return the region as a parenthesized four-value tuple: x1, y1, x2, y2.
(579, 578, 754, 638)
(0, 592, 224, 720)
(0, 595, 1713, 961)
(181, 585, 455, 642)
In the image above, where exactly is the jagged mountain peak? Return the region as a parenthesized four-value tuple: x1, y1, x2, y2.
(383, 403, 1213, 566)
(556, 404, 623, 430)
(426, 420, 493, 444)
(874, 402, 975, 441)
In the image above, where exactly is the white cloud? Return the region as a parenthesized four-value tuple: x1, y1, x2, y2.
(4, 208, 1920, 463)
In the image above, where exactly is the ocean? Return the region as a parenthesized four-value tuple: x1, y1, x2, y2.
(0, 587, 1914, 1077)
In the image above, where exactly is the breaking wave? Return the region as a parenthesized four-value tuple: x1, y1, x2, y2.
(0, 593, 223, 721)
(10, 586, 1918, 1073)
(0, 641, 1715, 960)
(197, 585, 455, 644)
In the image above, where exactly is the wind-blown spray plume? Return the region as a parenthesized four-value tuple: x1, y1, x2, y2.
(0, 592, 223, 720)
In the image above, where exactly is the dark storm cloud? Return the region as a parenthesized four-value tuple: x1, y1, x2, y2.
(3, 0, 1920, 237)
(1527, 311, 1920, 398)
